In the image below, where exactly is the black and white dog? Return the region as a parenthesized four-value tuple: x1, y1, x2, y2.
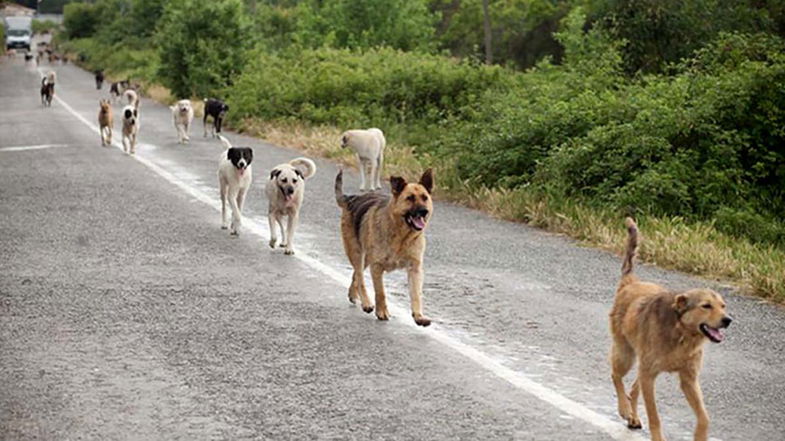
(121, 101, 140, 155)
(204, 98, 229, 137)
(109, 79, 130, 102)
(40, 71, 55, 107)
(217, 135, 253, 235)
(95, 70, 104, 90)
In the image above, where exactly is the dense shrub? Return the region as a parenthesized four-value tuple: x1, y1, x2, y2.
(155, 0, 252, 98)
(446, 29, 785, 244)
(295, 0, 438, 52)
(63, 2, 99, 39)
(226, 46, 508, 129)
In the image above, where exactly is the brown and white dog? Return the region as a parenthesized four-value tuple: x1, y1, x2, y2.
(265, 157, 317, 255)
(98, 99, 113, 147)
(609, 218, 733, 441)
(169, 99, 194, 144)
(334, 168, 434, 326)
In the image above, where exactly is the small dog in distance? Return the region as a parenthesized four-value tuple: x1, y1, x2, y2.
(95, 70, 104, 90)
(203, 98, 229, 138)
(40, 71, 56, 107)
(121, 100, 140, 155)
(98, 99, 113, 147)
(340, 128, 386, 191)
(170, 99, 194, 144)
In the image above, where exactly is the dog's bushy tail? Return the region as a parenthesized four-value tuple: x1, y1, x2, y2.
(619, 217, 639, 289)
(289, 157, 317, 179)
(335, 169, 348, 208)
(218, 135, 232, 150)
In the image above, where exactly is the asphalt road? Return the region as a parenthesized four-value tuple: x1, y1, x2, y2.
(1, 54, 783, 441)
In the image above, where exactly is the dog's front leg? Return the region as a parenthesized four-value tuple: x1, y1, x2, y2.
(407, 263, 431, 326)
(358, 157, 368, 191)
(679, 369, 709, 441)
(375, 150, 384, 189)
(268, 210, 278, 248)
(640, 372, 665, 441)
(283, 213, 298, 255)
(370, 263, 387, 318)
(220, 181, 229, 229)
(228, 190, 241, 235)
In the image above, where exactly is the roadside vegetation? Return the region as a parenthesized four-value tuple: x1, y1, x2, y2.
(57, 0, 785, 301)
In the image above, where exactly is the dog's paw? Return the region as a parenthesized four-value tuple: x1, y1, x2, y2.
(284, 248, 295, 255)
(268, 238, 277, 248)
(376, 309, 390, 321)
(626, 416, 642, 430)
(221, 224, 228, 230)
(361, 304, 374, 314)
(413, 314, 432, 327)
(279, 243, 287, 248)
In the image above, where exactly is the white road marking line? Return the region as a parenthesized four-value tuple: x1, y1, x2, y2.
(51, 85, 647, 441)
(0, 144, 71, 152)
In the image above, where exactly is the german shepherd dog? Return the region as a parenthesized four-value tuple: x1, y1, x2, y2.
(609, 218, 732, 441)
(334, 168, 434, 326)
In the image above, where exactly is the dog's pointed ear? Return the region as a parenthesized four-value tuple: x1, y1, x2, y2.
(673, 294, 689, 314)
(419, 168, 434, 194)
(294, 169, 304, 179)
(270, 169, 281, 180)
(390, 176, 407, 196)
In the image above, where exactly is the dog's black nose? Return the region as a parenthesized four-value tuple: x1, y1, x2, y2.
(286, 187, 294, 195)
(415, 207, 429, 218)
(721, 316, 733, 328)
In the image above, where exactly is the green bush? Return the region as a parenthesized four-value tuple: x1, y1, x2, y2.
(155, 0, 252, 98)
(226, 46, 508, 130)
(32, 19, 59, 35)
(295, 0, 438, 52)
(63, 2, 99, 39)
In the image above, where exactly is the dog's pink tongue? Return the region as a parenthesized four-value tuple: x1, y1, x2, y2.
(238, 168, 245, 176)
(707, 327, 725, 342)
(412, 216, 426, 230)
(285, 194, 293, 202)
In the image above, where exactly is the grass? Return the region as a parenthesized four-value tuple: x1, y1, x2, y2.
(236, 117, 785, 303)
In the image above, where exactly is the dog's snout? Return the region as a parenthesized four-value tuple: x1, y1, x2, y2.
(721, 316, 733, 328)
(286, 186, 295, 195)
(414, 207, 429, 218)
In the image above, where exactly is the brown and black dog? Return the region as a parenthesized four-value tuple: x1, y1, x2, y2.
(98, 99, 113, 147)
(335, 168, 434, 326)
(609, 218, 732, 441)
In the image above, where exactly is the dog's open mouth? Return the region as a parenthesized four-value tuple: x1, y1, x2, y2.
(405, 213, 427, 231)
(237, 167, 246, 176)
(700, 323, 725, 343)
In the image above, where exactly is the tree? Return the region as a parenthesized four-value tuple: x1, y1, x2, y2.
(156, 0, 253, 98)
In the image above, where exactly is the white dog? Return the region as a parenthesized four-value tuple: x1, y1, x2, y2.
(123, 89, 139, 108)
(121, 101, 139, 155)
(340, 128, 386, 191)
(218, 135, 253, 236)
(170, 99, 194, 144)
(265, 157, 317, 255)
